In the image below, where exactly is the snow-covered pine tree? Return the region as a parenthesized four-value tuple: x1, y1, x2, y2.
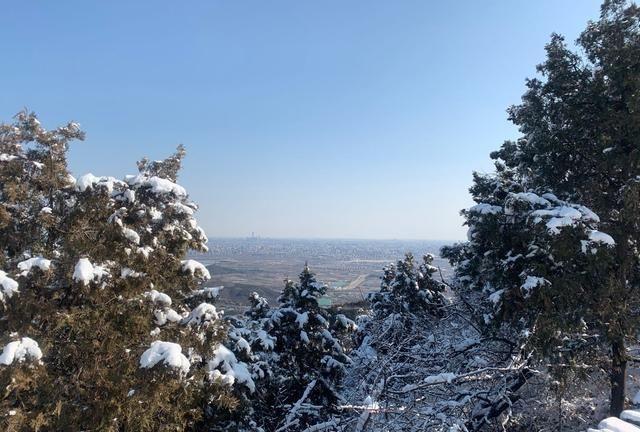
(368, 253, 446, 319)
(201, 290, 279, 431)
(341, 253, 464, 430)
(0, 112, 237, 430)
(261, 264, 354, 432)
(441, 166, 616, 429)
(485, 0, 640, 415)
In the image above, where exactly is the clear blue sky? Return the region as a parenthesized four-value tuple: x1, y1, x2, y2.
(1, 1, 602, 240)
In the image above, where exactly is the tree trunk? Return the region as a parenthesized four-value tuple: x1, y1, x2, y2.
(610, 337, 627, 417)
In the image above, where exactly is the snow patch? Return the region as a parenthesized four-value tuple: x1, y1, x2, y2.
(0, 271, 19, 301)
(73, 258, 95, 285)
(521, 276, 548, 296)
(468, 203, 502, 215)
(207, 344, 255, 392)
(488, 289, 504, 305)
(510, 192, 550, 207)
(181, 259, 211, 280)
(144, 289, 172, 306)
(122, 227, 140, 244)
(17, 257, 51, 276)
(588, 230, 615, 246)
(0, 337, 42, 365)
(182, 303, 219, 326)
(76, 173, 120, 193)
(139, 341, 190, 375)
(423, 372, 457, 384)
(125, 174, 187, 197)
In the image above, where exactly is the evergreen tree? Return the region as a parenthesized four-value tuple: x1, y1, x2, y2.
(442, 168, 617, 427)
(368, 253, 446, 319)
(486, 0, 640, 415)
(0, 112, 237, 430)
(262, 264, 354, 431)
(344, 254, 505, 431)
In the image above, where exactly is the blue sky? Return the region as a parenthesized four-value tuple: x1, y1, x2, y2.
(1, 1, 602, 240)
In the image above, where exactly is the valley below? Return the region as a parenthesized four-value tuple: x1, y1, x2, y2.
(190, 237, 453, 314)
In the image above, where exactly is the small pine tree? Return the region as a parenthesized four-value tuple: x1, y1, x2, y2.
(368, 253, 446, 319)
(257, 264, 353, 431)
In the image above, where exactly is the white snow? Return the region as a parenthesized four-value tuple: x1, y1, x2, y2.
(510, 192, 551, 207)
(0, 271, 19, 301)
(296, 311, 309, 328)
(582, 230, 616, 253)
(17, 256, 51, 276)
(123, 189, 135, 203)
(588, 230, 616, 246)
(144, 289, 172, 306)
(256, 330, 275, 350)
(0, 337, 43, 365)
(181, 259, 211, 280)
(300, 330, 310, 344)
(423, 372, 457, 384)
(621, 410, 640, 425)
(577, 205, 601, 223)
(488, 289, 504, 305)
(541, 192, 561, 203)
(125, 174, 187, 197)
(137, 246, 153, 258)
(364, 395, 380, 410)
(76, 173, 100, 192)
(598, 417, 640, 432)
(235, 337, 251, 355)
(529, 203, 600, 235)
(182, 302, 219, 326)
(191, 286, 222, 299)
(73, 258, 95, 285)
(75, 173, 120, 193)
(148, 208, 162, 221)
(521, 276, 548, 296)
(154, 308, 183, 326)
(40, 206, 52, 214)
(335, 314, 358, 331)
(208, 344, 255, 392)
(92, 264, 109, 281)
(468, 203, 502, 215)
(0, 154, 18, 162)
(139, 341, 190, 375)
(120, 267, 144, 278)
(122, 227, 140, 244)
(170, 202, 195, 215)
(533, 206, 584, 233)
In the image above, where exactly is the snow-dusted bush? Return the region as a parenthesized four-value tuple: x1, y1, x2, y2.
(243, 265, 355, 431)
(339, 249, 530, 431)
(367, 253, 446, 319)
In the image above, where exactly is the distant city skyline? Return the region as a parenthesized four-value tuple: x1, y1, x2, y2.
(1, 1, 602, 240)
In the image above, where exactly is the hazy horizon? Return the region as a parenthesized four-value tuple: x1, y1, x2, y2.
(203, 235, 458, 242)
(1, 1, 603, 240)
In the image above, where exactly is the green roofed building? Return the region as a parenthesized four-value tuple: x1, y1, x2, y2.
(318, 297, 332, 309)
